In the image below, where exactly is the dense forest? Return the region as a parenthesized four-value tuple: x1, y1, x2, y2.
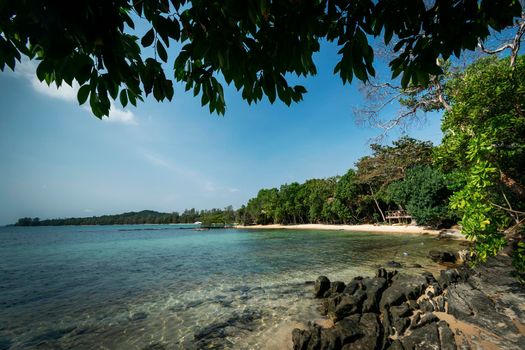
(15, 207, 236, 226)
(238, 137, 453, 228)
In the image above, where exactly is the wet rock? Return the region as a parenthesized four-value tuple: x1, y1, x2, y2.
(24, 326, 77, 347)
(292, 328, 311, 350)
(194, 309, 263, 347)
(315, 276, 331, 298)
(429, 250, 457, 264)
(141, 342, 167, 350)
(387, 261, 402, 268)
(376, 267, 388, 279)
(330, 281, 346, 294)
(343, 279, 361, 295)
(129, 312, 148, 321)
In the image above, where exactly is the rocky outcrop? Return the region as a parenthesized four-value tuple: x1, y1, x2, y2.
(293, 255, 525, 350)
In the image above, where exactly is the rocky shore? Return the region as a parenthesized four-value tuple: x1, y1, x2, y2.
(293, 254, 525, 349)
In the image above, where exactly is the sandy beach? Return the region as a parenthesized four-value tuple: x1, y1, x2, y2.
(235, 223, 465, 239)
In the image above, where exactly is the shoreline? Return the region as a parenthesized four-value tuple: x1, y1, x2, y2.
(235, 223, 465, 239)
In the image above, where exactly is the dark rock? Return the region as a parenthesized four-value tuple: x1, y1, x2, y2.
(411, 312, 438, 330)
(411, 264, 423, 268)
(387, 261, 403, 268)
(315, 276, 331, 298)
(292, 328, 311, 350)
(437, 320, 457, 350)
(433, 295, 446, 312)
(447, 282, 520, 338)
(400, 322, 440, 350)
(330, 281, 346, 294)
(418, 299, 434, 313)
(304, 280, 315, 286)
(422, 272, 436, 283)
(429, 250, 457, 264)
(361, 277, 387, 313)
(380, 274, 428, 310)
(129, 312, 148, 321)
(388, 339, 405, 350)
(331, 290, 367, 321)
(407, 300, 419, 310)
(349, 313, 381, 349)
(387, 304, 412, 336)
(376, 268, 388, 279)
(390, 303, 412, 318)
(334, 314, 361, 344)
(438, 269, 461, 287)
(343, 279, 361, 295)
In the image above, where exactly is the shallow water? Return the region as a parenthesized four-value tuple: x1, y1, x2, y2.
(0, 226, 464, 349)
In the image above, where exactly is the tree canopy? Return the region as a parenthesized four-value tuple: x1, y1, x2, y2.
(0, 0, 522, 117)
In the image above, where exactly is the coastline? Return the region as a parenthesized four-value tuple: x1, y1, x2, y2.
(235, 223, 465, 239)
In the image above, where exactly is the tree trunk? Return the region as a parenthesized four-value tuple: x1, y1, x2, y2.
(369, 185, 386, 222)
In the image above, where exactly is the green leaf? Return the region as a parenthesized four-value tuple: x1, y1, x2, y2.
(157, 42, 168, 62)
(119, 89, 128, 107)
(77, 84, 91, 105)
(141, 28, 155, 47)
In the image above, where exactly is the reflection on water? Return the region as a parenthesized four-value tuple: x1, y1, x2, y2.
(0, 226, 464, 349)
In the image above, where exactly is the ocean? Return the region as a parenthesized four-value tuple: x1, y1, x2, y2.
(0, 225, 463, 349)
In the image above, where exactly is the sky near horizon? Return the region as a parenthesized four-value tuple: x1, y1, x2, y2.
(0, 41, 444, 225)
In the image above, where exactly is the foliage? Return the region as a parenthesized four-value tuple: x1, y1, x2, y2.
(0, 1, 522, 117)
(238, 137, 435, 226)
(436, 55, 525, 263)
(15, 208, 236, 226)
(387, 165, 453, 228)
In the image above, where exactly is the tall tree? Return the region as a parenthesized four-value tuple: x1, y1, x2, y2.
(436, 55, 525, 263)
(355, 137, 434, 221)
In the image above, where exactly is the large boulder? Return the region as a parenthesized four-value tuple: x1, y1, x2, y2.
(380, 274, 428, 310)
(315, 276, 331, 298)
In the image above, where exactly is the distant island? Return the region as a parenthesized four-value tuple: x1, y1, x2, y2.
(14, 208, 236, 226)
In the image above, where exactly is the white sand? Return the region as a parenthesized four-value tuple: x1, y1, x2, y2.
(235, 223, 464, 238)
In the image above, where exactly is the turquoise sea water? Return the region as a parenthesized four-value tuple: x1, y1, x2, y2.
(0, 226, 463, 349)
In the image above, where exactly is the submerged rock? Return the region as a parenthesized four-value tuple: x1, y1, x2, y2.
(386, 261, 402, 268)
(429, 250, 457, 264)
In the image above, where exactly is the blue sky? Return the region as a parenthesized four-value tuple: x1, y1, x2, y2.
(0, 41, 444, 225)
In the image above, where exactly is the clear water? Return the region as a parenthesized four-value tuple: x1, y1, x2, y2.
(0, 226, 464, 349)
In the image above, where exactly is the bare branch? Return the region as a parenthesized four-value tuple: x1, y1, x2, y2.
(478, 12, 525, 67)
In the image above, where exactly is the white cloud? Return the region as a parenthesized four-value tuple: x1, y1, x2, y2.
(14, 58, 138, 125)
